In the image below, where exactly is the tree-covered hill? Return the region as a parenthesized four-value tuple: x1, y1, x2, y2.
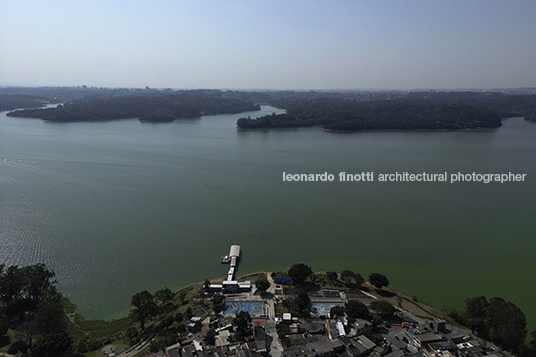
(236, 92, 536, 131)
(525, 113, 536, 122)
(7, 91, 260, 122)
(0, 94, 56, 112)
(237, 99, 502, 130)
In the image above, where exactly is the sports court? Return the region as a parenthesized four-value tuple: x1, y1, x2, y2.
(310, 302, 343, 317)
(224, 301, 264, 316)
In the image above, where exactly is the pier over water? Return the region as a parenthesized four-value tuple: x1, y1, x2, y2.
(222, 245, 240, 281)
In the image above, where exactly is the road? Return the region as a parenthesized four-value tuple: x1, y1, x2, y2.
(265, 274, 283, 357)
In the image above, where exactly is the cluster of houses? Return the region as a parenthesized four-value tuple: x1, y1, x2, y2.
(164, 297, 510, 357)
(165, 319, 268, 357)
(277, 312, 378, 357)
(392, 318, 507, 357)
(163, 247, 509, 357)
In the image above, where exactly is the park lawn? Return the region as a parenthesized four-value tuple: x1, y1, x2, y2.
(238, 272, 267, 283)
(0, 329, 17, 352)
(74, 315, 133, 339)
(84, 340, 130, 357)
(275, 303, 290, 316)
(132, 345, 151, 357)
(366, 289, 440, 321)
(345, 292, 368, 299)
(309, 273, 345, 289)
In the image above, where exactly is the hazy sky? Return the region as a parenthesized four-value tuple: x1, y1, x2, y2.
(1, 0, 535, 90)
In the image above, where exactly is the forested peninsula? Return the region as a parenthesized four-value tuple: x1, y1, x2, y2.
(0, 94, 56, 112)
(3, 87, 536, 128)
(236, 91, 536, 131)
(6, 90, 260, 122)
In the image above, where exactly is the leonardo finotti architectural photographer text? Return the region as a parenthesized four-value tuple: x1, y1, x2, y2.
(282, 172, 527, 184)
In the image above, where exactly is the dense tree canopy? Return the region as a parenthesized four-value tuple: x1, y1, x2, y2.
(369, 300, 397, 318)
(528, 330, 536, 356)
(0, 94, 53, 111)
(154, 287, 174, 307)
(329, 305, 346, 318)
(130, 290, 157, 329)
(287, 263, 313, 285)
(0, 264, 74, 356)
(525, 112, 536, 122)
(340, 270, 364, 287)
(486, 297, 527, 354)
(211, 294, 226, 315)
(237, 100, 502, 131)
(256, 278, 271, 293)
(205, 327, 217, 345)
(340, 270, 355, 280)
(233, 311, 252, 341)
(283, 289, 311, 318)
(0, 263, 56, 315)
(7, 91, 260, 122)
(344, 300, 370, 320)
(369, 273, 389, 290)
(237, 91, 536, 131)
(452, 296, 528, 354)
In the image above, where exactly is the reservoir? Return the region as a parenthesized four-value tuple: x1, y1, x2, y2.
(0, 106, 535, 332)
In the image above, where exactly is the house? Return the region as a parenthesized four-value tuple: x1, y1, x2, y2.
(165, 342, 181, 357)
(337, 336, 376, 357)
(188, 316, 202, 332)
(248, 326, 267, 355)
(301, 322, 326, 334)
(431, 318, 446, 332)
(354, 319, 373, 337)
(306, 339, 339, 357)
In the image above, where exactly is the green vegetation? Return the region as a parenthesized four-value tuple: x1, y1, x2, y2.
(368, 300, 397, 318)
(344, 300, 371, 320)
(525, 112, 536, 122)
(287, 263, 313, 285)
(233, 311, 252, 341)
(282, 289, 311, 318)
(132, 345, 151, 357)
(449, 296, 529, 355)
(329, 305, 346, 318)
(0, 94, 54, 111)
(72, 315, 132, 339)
(255, 278, 271, 293)
(130, 291, 158, 330)
(240, 272, 267, 283)
(237, 98, 502, 130)
(340, 270, 364, 288)
(369, 273, 389, 290)
(0, 263, 77, 356)
(237, 91, 536, 131)
(139, 110, 176, 122)
(154, 287, 174, 307)
(0, 262, 144, 357)
(2, 259, 535, 357)
(7, 91, 260, 122)
(211, 294, 226, 315)
(310, 272, 345, 288)
(370, 334, 384, 345)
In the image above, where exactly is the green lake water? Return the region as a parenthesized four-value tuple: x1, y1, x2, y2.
(0, 106, 534, 332)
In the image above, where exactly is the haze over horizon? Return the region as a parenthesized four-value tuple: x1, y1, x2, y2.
(1, 1, 535, 90)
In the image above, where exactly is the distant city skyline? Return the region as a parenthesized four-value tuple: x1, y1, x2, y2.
(1, 0, 535, 90)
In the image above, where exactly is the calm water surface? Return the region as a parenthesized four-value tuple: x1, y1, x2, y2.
(0, 107, 535, 331)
